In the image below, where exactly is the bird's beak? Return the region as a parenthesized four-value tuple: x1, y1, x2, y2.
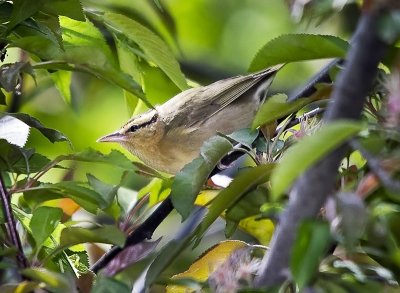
(97, 131, 125, 143)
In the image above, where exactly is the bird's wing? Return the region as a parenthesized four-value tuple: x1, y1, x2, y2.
(164, 65, 282, 132)
(186, 65, 281, 127)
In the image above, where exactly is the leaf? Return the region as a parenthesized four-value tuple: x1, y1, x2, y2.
(194, 164, 275, 245)
(249, 34, 349, 71)
(23, 181, 107, 214)
(101, 12, 188, 90)
(0, 139, 33, 173)
(252, 93, 314, 129)
(0, 281, 41, 293)
(335, 192, 368, 251)
(91, 277, 130, 293)
(21, 268, 76, 293)
(13, 153, 54, 174)
(57, 148, 134, 170)
(87, 173, 118, 207)
(104, 239, 161, 276)
(167, 240, 247, 293)
(3, 113, 68, 143)
(0, 115, 30, 147)
(11, 36, 63, 60)
(30, 206, 62, 248)
(51, 71, 72, 104)
(41, 0, 85, 21)
(59, 225, 126, 249)
(170, 136, 233, 220)
(225, 128, 259, 147)
(8, 0, 46, 30)
(290, 220, 331, 290)
(238, 216, 274, 245)
(270, 121, 365, 200)
(116, 38, 141, 115)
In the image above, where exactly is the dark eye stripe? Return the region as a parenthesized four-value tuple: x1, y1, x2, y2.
(128, 113, 158, 132)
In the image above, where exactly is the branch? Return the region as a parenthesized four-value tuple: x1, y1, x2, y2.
(255, 8, 388, 287)
(90, 197, 174, 273)
(0, 174, 29, 270)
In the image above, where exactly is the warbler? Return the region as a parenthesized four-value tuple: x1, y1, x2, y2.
(98, 65, 282, 174)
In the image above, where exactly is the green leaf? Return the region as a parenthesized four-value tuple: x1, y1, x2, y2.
(170, 136, 233, 220)
(225, 186, 268, 222)
(194, 164, 275, 245)
(3, 113, 68, 143)
(270, 120, 364, 200)
(24, 181, 107, 214)
(8, 0, 46, 30)
(249, 34, 349, 71)
(91, 277, 130, 293)
(51, 71, 72, 104)
(101, 12, 188, 90)
(290, 220, 331, 290)
(87, 173, 118, 207)
(21, 268, 74, 293)
(59, 226, 126, 249)
(11, 36, 63, 60)
(57, 148, 135, 170)
(30, 206, 62, 248)
(225, 128, 259, 146)
(13, 153, 55, 174)
(252, 93, 314, 128)
(41, 0, 85, 21)
(116, 38, 141, 115)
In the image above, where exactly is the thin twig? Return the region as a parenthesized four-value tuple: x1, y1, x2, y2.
(0, 173, 29, 270)
(350, 139, 400, 192)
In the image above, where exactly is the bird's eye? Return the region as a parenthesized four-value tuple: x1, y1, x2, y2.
(129, 125, 139, 132)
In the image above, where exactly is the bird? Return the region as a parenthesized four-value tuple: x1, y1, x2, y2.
(97, 65, 282, 174)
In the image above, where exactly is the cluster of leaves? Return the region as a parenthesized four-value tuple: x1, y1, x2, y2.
(0, 0, 400, 292)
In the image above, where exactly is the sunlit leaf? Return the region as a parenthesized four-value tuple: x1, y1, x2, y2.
(0, 115, 30, 147)
(238, 216, 274, 245)
(4, 113, 68, 143)
(167, 240, 248, 293)
(51, 70, 72, 104)
(101, 12, 188, 90)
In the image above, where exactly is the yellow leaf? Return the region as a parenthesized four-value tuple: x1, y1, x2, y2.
(239, 216, 274, 245)
(167, 240, 247, 293)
